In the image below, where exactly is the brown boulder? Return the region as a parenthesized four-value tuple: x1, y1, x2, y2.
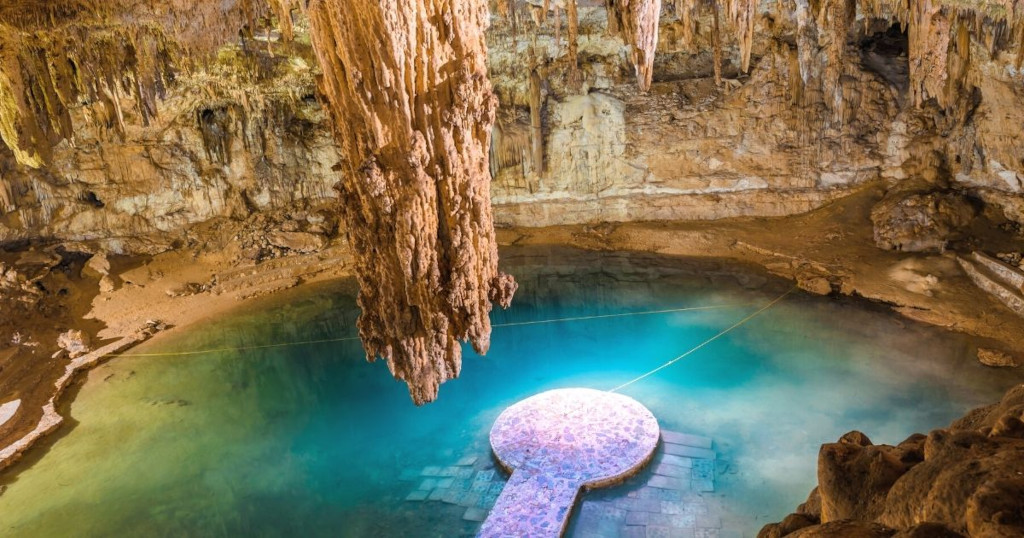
(871, 191, 975, 253)
(759, 513, 819, 538)
(965, 479, 1024, 538)
(818, 432, 916, 521)
(786, 520, 897, 537)
(977, 348, 1019, 368)
(763, 386, 1024, 537)
(892, 523, 964, 538)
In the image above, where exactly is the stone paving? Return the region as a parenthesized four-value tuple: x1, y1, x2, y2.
(401, 390, 733, 537)
(479, 389, 661, 537)
(571, 443, 724, 538)
(402, 429, 727, 537)
(400, 455, 505, 515)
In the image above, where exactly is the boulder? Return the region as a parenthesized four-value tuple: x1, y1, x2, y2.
(82, 251, 111, 278)
(759, 513, 819, 538)
(761, 385, 1024, 537)
(786, 520, 897, 537)
(977, 348, 1019, 368)
(57, 330, 91, 358)
(871, 191, 975, 252)
(818, 435, 915, 521)
(892, 523, 964, 537)
(267, 231, 326, 254)
(966, 479, 1024, 537)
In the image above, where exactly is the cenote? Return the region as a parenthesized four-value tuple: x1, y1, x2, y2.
(0, 247, 1018, 537)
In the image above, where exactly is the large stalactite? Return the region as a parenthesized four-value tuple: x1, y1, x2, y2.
(608, 0, 663, 92)
(306, 0, 517, 404)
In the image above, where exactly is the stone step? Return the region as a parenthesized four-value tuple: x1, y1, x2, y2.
(972, 251, 1024, 291)
(662, 442, 716, 460)
(958, 257, 1024, 317)
(660, 430, 713, 449)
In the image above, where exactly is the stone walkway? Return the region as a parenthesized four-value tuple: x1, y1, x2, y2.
(479, 389, 661, 537)
(401, 392, 732, 537)
(571, 430, 724, 538)
(401, 455, 505, 520)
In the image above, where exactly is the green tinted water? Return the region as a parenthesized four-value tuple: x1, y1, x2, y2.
(0, 248, 1018, 537)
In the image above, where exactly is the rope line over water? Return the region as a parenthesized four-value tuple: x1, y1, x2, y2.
(112, 302, 754, 359)
(607, 286, 797, 393)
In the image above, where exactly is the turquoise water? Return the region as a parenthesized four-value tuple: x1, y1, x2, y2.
(0, 247, 1019, 537)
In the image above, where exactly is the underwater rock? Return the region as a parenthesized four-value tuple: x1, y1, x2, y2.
(307, 0, 516, 404)
(977, 348, 1019, 368)
(762, 384, 1024, 537)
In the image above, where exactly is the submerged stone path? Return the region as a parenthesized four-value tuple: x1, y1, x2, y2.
(479, 388, 661, 537)
(402, 427, 725, 537)
(401, 390, 728, 537)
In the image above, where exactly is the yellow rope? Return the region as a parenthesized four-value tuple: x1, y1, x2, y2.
(111, 302, 751, 359)
(110, 288, 796, 394)
(607, 286, 797, 393)
(491, 303, 753, 328)
(112, 336, 364, 358)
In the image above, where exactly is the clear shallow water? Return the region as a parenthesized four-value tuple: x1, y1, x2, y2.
(0, 247, 1020, 537)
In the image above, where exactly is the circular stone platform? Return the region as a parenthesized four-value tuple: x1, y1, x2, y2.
(490, 387, 660, 488)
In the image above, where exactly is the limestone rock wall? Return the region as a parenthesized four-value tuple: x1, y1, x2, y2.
(0, 2, 338, 254)
(1, 1, 1023, 247)
(483, 1, 1024, 227)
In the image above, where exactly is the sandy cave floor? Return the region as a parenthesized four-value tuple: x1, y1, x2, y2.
(2, 182, 1024, 472)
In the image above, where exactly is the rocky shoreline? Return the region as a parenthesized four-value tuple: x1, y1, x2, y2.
(759, 384, 1024, 537)
(2, 183, 1024, 481)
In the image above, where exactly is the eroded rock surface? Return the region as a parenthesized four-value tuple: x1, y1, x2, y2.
(871, 189, 977, 252)
(760, 384, 1024, 538)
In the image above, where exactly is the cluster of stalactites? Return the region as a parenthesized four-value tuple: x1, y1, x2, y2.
(786, 0, 858, 125)
(0, 24, 177, 168)
(503, 1, 583, 93)
(268, 0, 301, 42)
(307, 0, 517, 405)
(670, 0, 759, 86)
(0, 0, 292, 168)
(662, 0, 1022, 103)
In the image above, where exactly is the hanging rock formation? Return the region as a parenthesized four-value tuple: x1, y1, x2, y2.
(306, 0, 517, 404)
(566, 0, 583, 92)
(608, 0, 663, 91)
